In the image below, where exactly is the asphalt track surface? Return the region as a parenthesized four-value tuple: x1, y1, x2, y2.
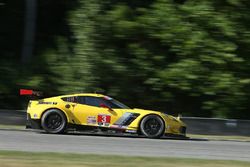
(0, 129, 250, 161)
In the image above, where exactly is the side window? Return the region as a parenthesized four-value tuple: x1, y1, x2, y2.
(77, 96, 85, 105)
(61, 96, 77, 103)
(102, 100, 116, 108)
(85, 97, 103, 107)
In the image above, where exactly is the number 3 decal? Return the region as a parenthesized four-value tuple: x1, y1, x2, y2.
(98, 114, 111, 124)
(101, 115, 106, 123)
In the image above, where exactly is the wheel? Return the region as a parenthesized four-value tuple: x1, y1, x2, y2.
(41, 109, 67, 134)
(140, 115, 165, 138)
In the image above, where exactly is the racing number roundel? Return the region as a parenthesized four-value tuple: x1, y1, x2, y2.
(98, 114, 111, 126)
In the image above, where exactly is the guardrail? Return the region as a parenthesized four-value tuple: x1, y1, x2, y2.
(0, 109, 250, 136)
(181, 117, 250, 136)
(0, 109, 26, 125)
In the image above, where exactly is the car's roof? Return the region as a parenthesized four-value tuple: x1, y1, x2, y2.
(58, 93, 106, 98)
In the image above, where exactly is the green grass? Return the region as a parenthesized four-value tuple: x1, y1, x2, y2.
(0, 150, 249, 167)
(0, 124, 25, 130)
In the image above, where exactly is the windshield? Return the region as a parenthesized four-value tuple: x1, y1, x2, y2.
(103, 97, 130, 109)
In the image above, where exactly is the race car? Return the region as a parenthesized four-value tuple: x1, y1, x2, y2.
(26, 92, 186, 138)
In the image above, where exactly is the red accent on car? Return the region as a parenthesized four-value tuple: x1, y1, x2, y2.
(20, 89, 33, 95)
(100, 103, 108, 108)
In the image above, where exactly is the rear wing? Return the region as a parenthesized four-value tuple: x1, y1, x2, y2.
(20, 89, 43, 97)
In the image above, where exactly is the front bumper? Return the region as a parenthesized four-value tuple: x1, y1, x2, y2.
(26, 113, 41, 129)
(180, 126, 186, 135)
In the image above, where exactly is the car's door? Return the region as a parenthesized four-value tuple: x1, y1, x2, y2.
(72, 96, 124, 127)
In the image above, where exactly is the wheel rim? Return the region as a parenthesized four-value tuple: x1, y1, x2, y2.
(45, 113, 63, 130)
(144, 118, 162, 136)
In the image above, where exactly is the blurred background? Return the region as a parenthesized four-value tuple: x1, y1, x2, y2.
(0, 0, 250, 119)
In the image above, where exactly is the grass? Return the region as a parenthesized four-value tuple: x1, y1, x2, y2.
(0, 124, 25, 130)
(0, 150, 249, 167)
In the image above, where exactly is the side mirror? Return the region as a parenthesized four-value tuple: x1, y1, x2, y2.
(100, 103, 113, 111)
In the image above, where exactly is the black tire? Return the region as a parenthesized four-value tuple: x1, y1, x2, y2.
(41, 109, 67, 134)
(140, 115, 165, 138)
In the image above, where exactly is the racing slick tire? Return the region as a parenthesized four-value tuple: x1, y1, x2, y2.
(41, 109, 67, 134)
(140, 115, 165, 138)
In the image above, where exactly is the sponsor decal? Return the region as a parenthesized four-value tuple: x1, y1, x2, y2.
(110, 125, 128, 129)
(38, 101, 57, 105)
(125, 129, 137, 133)
(98, 114, 111, 126)
(87, 116, 97, 124)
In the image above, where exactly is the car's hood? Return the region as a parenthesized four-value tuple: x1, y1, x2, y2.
(132, 108, 162, 114)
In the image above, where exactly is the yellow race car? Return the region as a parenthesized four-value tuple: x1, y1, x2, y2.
(26, 93, 186, 138)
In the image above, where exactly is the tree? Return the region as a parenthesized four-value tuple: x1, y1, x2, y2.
(69, 0, 250, 118)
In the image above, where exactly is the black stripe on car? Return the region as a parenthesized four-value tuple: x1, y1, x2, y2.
(114, 112, 140, 126)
